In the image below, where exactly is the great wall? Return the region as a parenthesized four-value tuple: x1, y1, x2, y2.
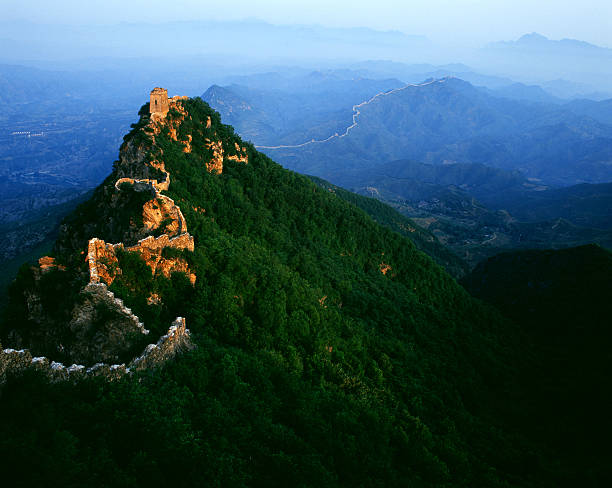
(1, 88, 206, 384)
(256, 78, 447, 150)
(0, 317, 190, 383)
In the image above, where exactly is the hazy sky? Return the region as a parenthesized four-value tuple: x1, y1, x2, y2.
(7, 0, 612, 47)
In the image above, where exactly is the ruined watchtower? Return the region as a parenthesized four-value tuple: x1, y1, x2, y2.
(150, 87, 169, 116)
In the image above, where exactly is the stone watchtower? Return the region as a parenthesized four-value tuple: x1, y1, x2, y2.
(150, 87, 169, 116)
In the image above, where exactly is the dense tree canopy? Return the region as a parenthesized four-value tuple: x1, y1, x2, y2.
(0, 98, 603, 487)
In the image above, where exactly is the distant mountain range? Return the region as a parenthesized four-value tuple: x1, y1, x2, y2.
(2, 58, 612, 278)
(491, 32, 612, 56)
(479, 33, 612, 92)
(4, 21, 612, 94)
(203, 75, 405, 146)
(208, 76, 612, 186)
(203, 74, 612, 265)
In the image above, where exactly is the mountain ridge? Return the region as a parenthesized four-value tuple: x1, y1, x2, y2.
(2, 91, 200, 375)
(1, 88, 609, 486)
(249, 76, 612, 186)
(0, 89, 544, 486)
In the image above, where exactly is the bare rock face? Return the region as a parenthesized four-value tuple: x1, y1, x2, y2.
(183, 134, 193, 153)
(203, 135, 248, 175)
(205, 139, 224, 174)
(115, 137, 154, 181)
(227, 142, 249, 164)
(38, 256, 65, 273)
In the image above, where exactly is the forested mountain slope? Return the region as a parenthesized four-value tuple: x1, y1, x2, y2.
(0, 94, 603, 487)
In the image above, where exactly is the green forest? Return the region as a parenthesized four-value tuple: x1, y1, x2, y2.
(0, 98, 609, 487)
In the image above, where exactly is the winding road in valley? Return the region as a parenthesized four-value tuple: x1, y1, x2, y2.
(255, 78, 447, 150)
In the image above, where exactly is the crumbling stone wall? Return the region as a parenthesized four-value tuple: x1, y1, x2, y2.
(88, 141, 194, 288)
(88, 238, 123, 285)
(0, 318, 192, 384)
(130, 317, 191, 371)
(125, 233, 196, 284)
(3, 89, 200, 383)
(67, 282, 150, 364)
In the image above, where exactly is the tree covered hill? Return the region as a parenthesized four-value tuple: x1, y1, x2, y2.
(0, 96, 602, 486)
(307, 175, 469, 278)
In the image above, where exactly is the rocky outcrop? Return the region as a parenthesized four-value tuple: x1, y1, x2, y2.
(88, 238, 122, 285)
(38, 256, 65, 273)
(203, 140, 249, 174)
(150, 90, 246, 175)
(227, 142, 249, 164)
(205, 139, 224, 174)
(183, 134, 192, 153)
(1, 318, 192, 384)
